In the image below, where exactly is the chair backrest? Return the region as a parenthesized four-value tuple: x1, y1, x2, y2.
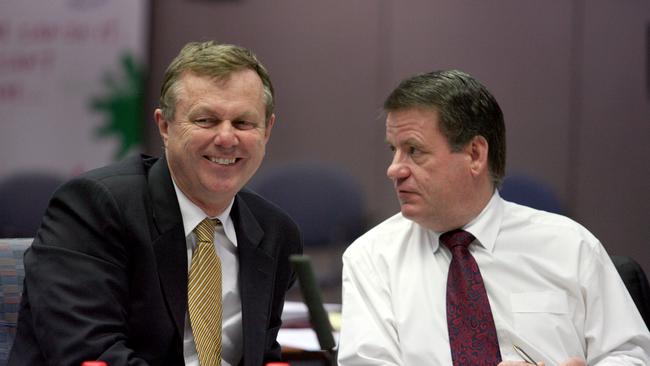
(0, 238, 31, 364)
(0, 172, 63, 237)
(249, 161, 366, 302)
(499, 174, 564, 215)
(249, 161, 365, 249)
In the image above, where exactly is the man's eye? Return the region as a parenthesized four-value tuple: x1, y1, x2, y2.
(408, 146, 419, 155)
(234, 120, 255, 130)
(194, 118, 216, 128)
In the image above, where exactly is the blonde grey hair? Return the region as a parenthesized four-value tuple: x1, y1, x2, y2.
(159, 41, 274, 124)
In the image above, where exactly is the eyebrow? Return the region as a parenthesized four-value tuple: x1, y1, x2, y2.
(386, 137, 422, 147)
(187, 106, 215, 117)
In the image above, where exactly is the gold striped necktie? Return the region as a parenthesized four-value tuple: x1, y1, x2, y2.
(189, 218, 222, 366)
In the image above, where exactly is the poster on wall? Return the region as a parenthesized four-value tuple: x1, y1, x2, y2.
(0, 0, 149, 178)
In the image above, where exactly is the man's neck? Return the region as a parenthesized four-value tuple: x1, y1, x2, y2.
(428, 183, 495, 233)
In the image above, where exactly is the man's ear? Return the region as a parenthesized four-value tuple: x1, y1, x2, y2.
(467, 135, 489, 177)
(154, 108, 169, 148)
(264, 113, 276, 141)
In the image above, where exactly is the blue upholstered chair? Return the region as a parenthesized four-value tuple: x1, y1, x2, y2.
(249, 161, 365, 250)
(499, 174, 564, 215)
(0, 172, 63, 238)
(0, 238, 31, 365)
(249, 161, 366, 302)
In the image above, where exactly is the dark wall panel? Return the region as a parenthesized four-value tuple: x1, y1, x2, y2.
(145, 0, 650, 273)
(576, 0, 650, 266)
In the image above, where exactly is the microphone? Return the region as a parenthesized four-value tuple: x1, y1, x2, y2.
(289, 255, 337, 354)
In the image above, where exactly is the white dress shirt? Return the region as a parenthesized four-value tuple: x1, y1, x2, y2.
(172, 181, 243, 366)
(338, 191, 650, 365)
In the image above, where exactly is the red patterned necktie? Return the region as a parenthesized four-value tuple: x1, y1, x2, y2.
(441, 229, 501, 366)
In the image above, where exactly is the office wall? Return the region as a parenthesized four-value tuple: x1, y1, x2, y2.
(144, 0, 650, 273)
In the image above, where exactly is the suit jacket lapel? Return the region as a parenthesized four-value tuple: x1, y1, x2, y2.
(147, 158, 276, 363)
(232, 195, 275, 366)
(148, 156, 187, 337)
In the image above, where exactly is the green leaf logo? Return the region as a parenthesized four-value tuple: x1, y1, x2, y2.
(92, 53, 145, 160)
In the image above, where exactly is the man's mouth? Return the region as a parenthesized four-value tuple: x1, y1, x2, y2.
(395, 184, 414, 194)
(206, 156, 238, 165)
(396, 187, 418, 199)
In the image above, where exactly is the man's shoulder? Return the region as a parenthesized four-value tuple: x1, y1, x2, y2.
(504, 200, 584, 228)
(80, 154, 158, 182)
(501, 199, 600, 247)
(236, 188, 298, 227)
(238, 187, 283, 212)
(344, 212, 416, 259)
(55, 155, 161, 204)
(234, 188, 303, 254)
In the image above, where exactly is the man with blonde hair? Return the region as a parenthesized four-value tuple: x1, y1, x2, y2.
(10, 41, 302, 366)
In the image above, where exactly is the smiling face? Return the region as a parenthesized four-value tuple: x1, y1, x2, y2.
(155, 69, 274, 216)
(385, 107, 491, 232)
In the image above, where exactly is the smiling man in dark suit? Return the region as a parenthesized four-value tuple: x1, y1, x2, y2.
(9, 41, 302, 366)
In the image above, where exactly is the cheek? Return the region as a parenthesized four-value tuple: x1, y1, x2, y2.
(413, 165, 436, 186)
(178, 129, 209, 153)
(179, 136, 195, 155)
(245, 133, 268, 153)
(256, 139, 267, 154)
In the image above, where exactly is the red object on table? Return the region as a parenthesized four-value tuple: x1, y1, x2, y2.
(81, 362, 107, 366)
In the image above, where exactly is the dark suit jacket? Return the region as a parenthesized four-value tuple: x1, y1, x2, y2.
(9, 155, 303, 366)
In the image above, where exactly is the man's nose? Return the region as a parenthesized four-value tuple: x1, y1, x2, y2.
(387, 153, 409, 180)
(213, 121, 238, 148)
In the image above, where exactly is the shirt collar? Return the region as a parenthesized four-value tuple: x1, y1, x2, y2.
(171, 179, 238, 247)
(431, 190, 504, 253)
(463, 190, 503, 253)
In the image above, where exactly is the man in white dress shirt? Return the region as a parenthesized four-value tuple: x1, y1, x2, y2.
(337, 70, 650, 365)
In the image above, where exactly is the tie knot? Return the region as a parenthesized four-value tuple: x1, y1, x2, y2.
(440, 229, 475, 250)
(194, 218, 220, 244)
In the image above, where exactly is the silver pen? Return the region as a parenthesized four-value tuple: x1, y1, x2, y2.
(513, 344, 538, 365)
